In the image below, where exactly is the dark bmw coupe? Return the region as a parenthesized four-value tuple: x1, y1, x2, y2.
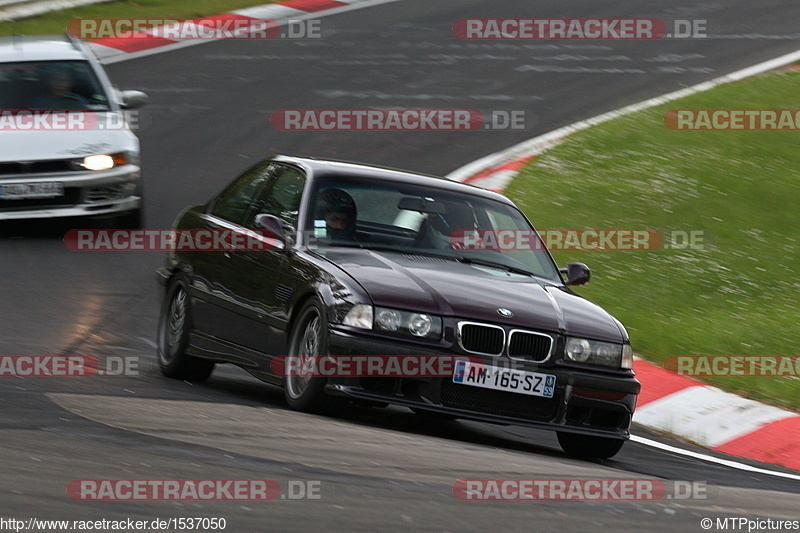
(156, 155, 640, 459)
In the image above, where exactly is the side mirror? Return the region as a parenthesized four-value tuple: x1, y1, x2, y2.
(561, 262, 590, 286)
(254, 214, 292, 249)
(119, 90, 148, 109)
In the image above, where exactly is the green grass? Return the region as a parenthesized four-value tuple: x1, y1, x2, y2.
(507, 70, 800, 412)
(0, 0, 280, 36)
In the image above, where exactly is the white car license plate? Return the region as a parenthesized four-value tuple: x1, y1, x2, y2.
(452, 360, 556, 398)
(0, 182, 64, 199)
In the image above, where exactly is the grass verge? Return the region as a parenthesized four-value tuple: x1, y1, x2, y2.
(507, 69, 800, 412)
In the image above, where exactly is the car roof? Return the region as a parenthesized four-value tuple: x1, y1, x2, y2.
(270, 154, 516, 206)
(0, 35, 89, 62)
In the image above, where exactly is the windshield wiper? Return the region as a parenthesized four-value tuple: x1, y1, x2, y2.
(456, 257, 537, 278)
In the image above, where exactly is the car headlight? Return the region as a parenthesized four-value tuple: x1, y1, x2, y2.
(565, 337, 630, 368)
(74, 152, 130, 171)
(621, 343, 634, 369)
(342, 304, 442, 340)
(82, 154, 114, 171)
(342, 304, 373, 329)
(408, 313, 434, 337)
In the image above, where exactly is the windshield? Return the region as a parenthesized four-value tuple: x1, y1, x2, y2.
(307, 175, 562, 282)
(0, 60, 111, 111)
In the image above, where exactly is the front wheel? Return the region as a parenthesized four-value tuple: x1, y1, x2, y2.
(157, 275, 214, 381)
(556, 431, 625, 459)
(284, 298, 340, 414)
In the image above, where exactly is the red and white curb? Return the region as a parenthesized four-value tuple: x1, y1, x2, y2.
(86, 0, 400, 63)
(633, 357, 800, 471)
(447, 49, 800, 472)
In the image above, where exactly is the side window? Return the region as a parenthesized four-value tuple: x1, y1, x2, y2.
(210, 164, 273, 224)
(247, 165, 305, 229)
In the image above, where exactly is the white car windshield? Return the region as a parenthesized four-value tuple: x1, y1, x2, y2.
(0, 60, 111, 111)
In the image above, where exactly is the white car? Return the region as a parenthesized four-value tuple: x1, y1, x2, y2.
(0, 35, 147, 227)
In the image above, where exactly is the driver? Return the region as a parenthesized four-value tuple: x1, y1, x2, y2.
(317, 188, 358, 241)
(33, 65, 87, 109)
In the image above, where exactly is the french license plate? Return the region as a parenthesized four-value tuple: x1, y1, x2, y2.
(453, 360, 556, 398)
(0, 182, 64, 199)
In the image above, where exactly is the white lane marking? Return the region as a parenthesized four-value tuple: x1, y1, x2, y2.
(633, 387, 796, 448)
(631, 435, 800, 482)
(138, 337, 157, 349)
(97, 0, 404, 65)
(447, 46, 800, 185)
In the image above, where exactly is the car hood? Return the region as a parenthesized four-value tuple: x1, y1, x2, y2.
(318, 248, 626, 343)
(0, 117, 137, 162)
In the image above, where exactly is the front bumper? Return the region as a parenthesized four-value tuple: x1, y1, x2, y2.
(326, 327, 640, 439)
(0, 165, 141, 220)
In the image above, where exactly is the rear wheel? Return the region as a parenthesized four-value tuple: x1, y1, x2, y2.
(284, 298, 340, 413)
(157, 275, 214, 381)
(556, 431, 625, 459)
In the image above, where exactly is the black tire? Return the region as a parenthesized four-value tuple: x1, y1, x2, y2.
(284, 298, 339, 413)
(556, 431, 625, 459)
(157, 274, 214, 381)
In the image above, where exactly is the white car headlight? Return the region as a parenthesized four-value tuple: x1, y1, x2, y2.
(76, 152, 130, 171)
(82, 154, 114, 171)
